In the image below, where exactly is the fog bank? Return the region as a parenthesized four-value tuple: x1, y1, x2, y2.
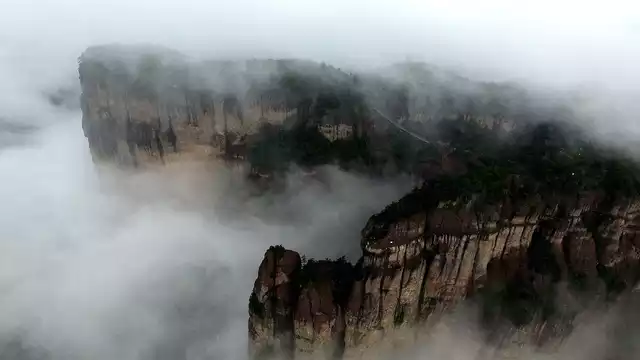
(1, 0, 640, 359)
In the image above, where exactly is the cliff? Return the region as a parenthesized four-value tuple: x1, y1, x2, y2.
(248, 188, 640, 359)
(77, 44, 640, 359)
(78, 45, 542, 177)
(78, 45, 300, 167)
(248, 115, 640, 358)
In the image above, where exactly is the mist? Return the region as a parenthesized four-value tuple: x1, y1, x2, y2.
(0, 112, 411, 360)
(1, 0, 640, 359)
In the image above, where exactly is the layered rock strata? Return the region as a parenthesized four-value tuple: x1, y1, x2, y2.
(248, 189, 640, 359)
(78, 46, 301, 167)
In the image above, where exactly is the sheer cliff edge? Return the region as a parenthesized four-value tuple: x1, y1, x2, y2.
(249, 188, 640, 359)
(76, 45, 640, 360)
(77, 44, 538, 176)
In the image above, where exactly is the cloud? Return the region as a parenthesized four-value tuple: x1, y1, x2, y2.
(2, 0, 638, 135)
(1, 0, 640, 359)
(3, 0, 639, 84)
(0, 116, 409, 359)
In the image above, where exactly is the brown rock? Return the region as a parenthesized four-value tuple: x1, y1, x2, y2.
(249, 190, 640, 359)
(249, 246, 301, 360)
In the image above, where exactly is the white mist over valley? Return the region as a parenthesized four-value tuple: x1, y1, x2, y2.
(1, 1, 639, 359)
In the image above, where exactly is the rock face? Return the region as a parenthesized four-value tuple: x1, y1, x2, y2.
(78, 45, 538, 173)
(249, 246, 302, 359)
(78, 46, 298, 167)
(77, 44, 640, 359)
(248, 188, 640, 359)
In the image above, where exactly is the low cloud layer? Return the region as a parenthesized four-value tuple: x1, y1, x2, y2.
(3, 1, 639, 92)
(3, 1, 639, 139)
(0, 114, 411, 359)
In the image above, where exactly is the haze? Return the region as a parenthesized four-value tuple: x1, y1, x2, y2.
(1, 0, 639, 359)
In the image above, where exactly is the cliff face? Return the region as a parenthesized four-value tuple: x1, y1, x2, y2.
(248, 190, 640, 359)
(78, 47, 296, 167)
(78, 45, 640, 359)
(78, 45, 537, 174)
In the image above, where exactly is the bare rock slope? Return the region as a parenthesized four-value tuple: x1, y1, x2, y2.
(249, 189, 640, 359)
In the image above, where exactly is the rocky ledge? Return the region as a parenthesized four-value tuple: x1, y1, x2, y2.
(77, 44, 640, 360)
(77, 44, 537, 178)
(249, 187, 640, 359)
(246, 82, 640, 359)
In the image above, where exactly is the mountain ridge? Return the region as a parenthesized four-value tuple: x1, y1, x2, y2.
(76, 44, 640, 359)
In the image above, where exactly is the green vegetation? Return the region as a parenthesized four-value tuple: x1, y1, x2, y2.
(250, 64, 640, 196)
(249, 292, 265, 319)
(376, 117, 640, 218)
(393, 303, 407, 326)
(440, 119, 640, 202)
(79, 48, 640, 202)
(247, 69, 375, 174)
(268, 245, 286, 259)
(481, 276, 558, 327)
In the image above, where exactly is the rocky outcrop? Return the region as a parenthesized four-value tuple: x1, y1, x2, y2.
(77, 44, 640, 358)
(249, 246, 302, 359)
(78, 45, 541, 173)
(248, 188, 640, 359)
(78, 46, 305, 167)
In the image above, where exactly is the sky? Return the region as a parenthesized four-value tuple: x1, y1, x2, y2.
(2, 0, 640, 90)
(0, 0, 640, 359)
(1, 0, 638, 131)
